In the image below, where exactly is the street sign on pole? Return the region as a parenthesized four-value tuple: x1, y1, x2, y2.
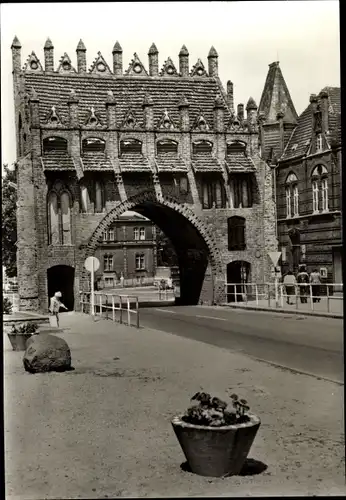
(268, 251, 282, 268)
(84, 257, 100, 318)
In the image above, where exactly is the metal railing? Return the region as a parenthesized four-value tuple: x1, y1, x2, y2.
(79, 291, 140, 328)
(225, 282, 343, 314)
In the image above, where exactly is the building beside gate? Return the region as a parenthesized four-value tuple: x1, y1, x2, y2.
(94, 213, 157, 288)
(11, 36, 278, 311)
(258, 62, 342, 286)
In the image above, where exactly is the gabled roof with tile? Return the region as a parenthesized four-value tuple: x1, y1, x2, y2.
(23, 70, 233, 129)
(258, 61, 298, 124)
(280, 86, 341, 162)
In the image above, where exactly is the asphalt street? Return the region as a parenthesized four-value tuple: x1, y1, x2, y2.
(138, 306, 344, 384)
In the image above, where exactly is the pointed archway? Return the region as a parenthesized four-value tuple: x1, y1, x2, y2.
(81, 191, 224, 306)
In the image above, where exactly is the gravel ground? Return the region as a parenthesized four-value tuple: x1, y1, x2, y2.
(4, 312, 345, 498)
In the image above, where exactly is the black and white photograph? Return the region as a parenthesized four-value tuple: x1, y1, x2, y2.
(1, 0, 343, 497)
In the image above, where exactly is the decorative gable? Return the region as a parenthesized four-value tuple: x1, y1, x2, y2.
(45, 105, 64, 125)
(121, 108, 140, 129)
(23, 51, 44, 72)
(89, 52, 112, 75)
(157, 109, 176, 130)
(192, 110, 210, 131)
(85, 107, 102, 127)
(159, 57, 178, 77)
(57, 53, 76, 74)
(227, 113, 248, 132)
(190, 58, 207, 77)
(125, 53, 148, 76)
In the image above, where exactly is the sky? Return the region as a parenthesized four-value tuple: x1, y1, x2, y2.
(1, 1, 340, 170)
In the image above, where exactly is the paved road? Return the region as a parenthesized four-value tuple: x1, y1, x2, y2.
(138, 306, 344, 384)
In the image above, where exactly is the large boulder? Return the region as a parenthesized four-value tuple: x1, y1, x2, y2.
(23, 334, 72, 373)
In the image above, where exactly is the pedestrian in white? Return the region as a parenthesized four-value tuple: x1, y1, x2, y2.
(49, 291, 68, 327)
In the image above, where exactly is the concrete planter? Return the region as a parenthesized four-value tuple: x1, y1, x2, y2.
(171, 412, 261, 477)
(7, 333, 33, 351)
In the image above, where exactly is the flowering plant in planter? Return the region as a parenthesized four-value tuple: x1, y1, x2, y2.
(11, 322, 39, 335)
(7, 322, 39, 351)
(172, 391, 260, 477)
(182, 392, 250, 427)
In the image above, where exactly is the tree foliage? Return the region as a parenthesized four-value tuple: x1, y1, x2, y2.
(2, 164, 17, 277)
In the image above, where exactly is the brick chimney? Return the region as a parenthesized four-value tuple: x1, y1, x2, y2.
(76, 39, 86, 73)
(44, 38, 54, 72)
(208, 46, 218, 77)
(246, 96, 258, 127)
(237, 103, 244, 121)
(148, 43, 159, 77)
(319, 90, 329, 133)
(227, 81, 234, 113)
(11, 35, 22, 73)
(179, 45, 189, 77)
(112, 41, 123, 76)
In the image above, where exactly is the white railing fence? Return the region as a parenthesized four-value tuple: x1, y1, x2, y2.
(225, 282, 343, 313)
(80, 291, 140, 328)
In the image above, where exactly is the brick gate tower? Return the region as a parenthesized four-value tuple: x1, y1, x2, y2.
(11, 37, 278, 312)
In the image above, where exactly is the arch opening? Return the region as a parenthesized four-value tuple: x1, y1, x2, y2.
(83, 193, 223, 306)
(226, 260, 251, 302)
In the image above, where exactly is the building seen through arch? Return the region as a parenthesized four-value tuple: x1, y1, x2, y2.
(12, 36, 278, 311)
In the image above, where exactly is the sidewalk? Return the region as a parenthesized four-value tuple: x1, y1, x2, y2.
(4, 312, 345, 498)
(225, 295, 343, 318)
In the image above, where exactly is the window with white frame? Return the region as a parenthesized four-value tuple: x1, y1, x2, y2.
(285, 172, 298, 218)
(103, 231, 108, 241)
(311, 164, 328, 213)
(134, 227, 139, 240)
(139, 227, 146, 240)
(108, 229, 115, 241)
(135, 253, 145, 270)
(104, 254, 113, 271)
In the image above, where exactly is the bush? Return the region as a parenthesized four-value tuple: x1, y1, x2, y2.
(182, 392, 251, 427)
(3, 297, 13, 314)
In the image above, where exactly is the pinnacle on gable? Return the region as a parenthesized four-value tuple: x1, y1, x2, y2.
(143, 94, 153, 106)
(76, 39, 86, 51)
(208, 46, 218, 58)
(179, 45, 189, 56)
(246, 97, 257, 110)
(319, 90, 329, 99)
(11, 35, 21, 49)
(148, 43, 158, 55)
(178, 94, 190, 107)
(68, 89, 79, 103)
(106, 90, 116, 104)
(112, 41, 122, 53)
(214, 94, 223, 108)
(309, 94, 318, 103)
(44, 38, 54, 49)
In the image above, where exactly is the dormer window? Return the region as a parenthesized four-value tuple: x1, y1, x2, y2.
(120, 139, 142, 155)
(43, 136, 68, 153)
(82, 137, 106, 153)
(227, 141, 246, 155)
(157, 139, 178, 155)
(193, 140, 213, 155)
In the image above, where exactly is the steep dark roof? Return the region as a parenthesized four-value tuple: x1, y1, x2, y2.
(225, 152, 256, 172)
(155, 153, 187, 172)
(24, 72, 232, 128)
(258, 61, 298, 124)
(280, 86, 341, 161)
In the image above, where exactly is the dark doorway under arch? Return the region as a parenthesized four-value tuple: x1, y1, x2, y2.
(47, 265, 75, 311)
(226, 260, 251, 302)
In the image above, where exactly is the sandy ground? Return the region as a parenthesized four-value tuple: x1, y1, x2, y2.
(4, 312, 345, 498)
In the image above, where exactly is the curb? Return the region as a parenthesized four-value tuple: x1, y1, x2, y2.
(222, 303, 343, 319)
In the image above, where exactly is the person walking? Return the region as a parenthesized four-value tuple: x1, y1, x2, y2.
(283, 270, 297, 305)
(310, 268, 321, 303)
(297, 264, 309, 303)
(49, 291, 68, 327)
